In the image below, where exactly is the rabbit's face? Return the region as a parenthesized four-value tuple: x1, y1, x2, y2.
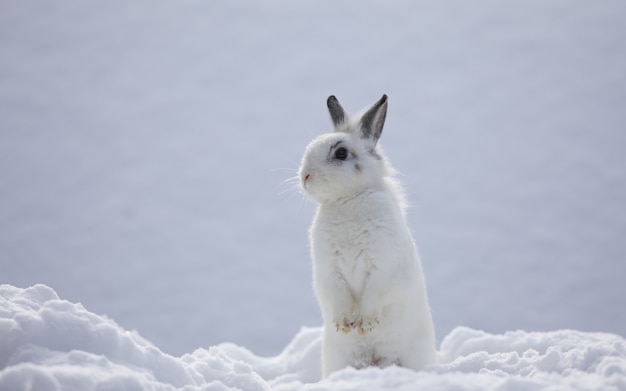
(299, 94, 389, 204)
(299, 132, 385, 204)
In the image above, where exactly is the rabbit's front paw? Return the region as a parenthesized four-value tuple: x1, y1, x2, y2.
(334, 314, 379, 334)
(334, 316, 356, 334)
(355, 315, 379, 335)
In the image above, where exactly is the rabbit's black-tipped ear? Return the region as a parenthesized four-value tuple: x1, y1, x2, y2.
(360, 94, 388, 145)
(327, 95, 347, 128)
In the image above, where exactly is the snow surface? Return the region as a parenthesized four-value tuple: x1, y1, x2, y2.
(1, 0, 625, 364)
(2, 284, 625, 390)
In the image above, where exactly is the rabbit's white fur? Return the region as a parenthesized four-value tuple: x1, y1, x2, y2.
(299, 95, 436, 378)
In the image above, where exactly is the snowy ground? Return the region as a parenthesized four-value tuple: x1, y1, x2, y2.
(2, 284, 625, 390)
(1, 0, 626, 381)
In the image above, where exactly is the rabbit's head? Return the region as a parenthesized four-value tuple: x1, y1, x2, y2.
(299, 95, 393, 204)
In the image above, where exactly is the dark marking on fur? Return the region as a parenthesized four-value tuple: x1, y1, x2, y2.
(371, 357, 383, 366)
(327, 140, 348, 163)
(330, 140, 343, 150)
(360, 94, 388, 145)
(368, 148, 382, 160)
(327, 95, 347, 127)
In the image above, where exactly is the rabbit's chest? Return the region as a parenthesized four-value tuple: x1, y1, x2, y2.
(312, 199, 403, 286)
(316, 214, 381, 282)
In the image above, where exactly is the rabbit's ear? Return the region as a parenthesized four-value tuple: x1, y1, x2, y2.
(327, 95, 347, 128)
(359, 94, 388, 146)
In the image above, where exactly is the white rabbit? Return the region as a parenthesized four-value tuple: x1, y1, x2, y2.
(299, 95, 437, 378)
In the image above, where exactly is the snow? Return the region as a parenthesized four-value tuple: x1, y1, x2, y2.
(2, 284, 625, 390)
(1, 0, 626, 389)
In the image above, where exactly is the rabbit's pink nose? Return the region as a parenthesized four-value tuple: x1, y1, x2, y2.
(303, 173, 310, 183)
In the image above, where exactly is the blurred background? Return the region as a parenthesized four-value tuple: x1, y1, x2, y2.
(1, 0, 625, 357)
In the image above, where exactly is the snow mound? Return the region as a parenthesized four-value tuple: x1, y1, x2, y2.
(1, 285, 625, 390)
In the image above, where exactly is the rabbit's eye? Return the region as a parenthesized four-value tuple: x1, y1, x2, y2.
(334, 147, 349, 160)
